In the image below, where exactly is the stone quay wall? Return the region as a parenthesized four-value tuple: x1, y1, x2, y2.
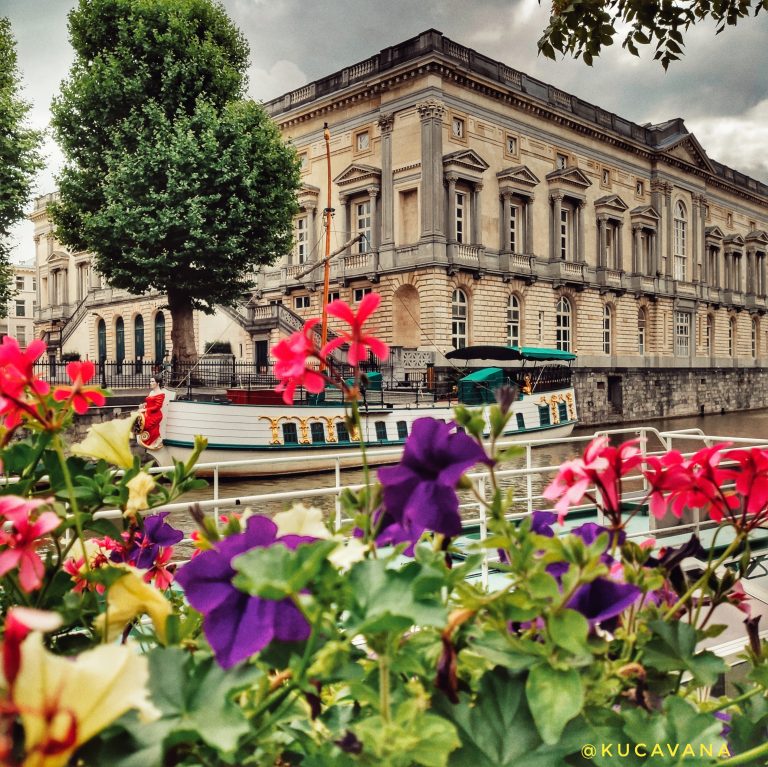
(574, 367, 768, 426)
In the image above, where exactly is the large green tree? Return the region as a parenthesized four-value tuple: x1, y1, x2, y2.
(51, 0, 300, 362)
(0, 17, 43, 316)
(539, 0, 768, 69)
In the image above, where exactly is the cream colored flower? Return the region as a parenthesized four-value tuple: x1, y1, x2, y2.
(273, 503, 330, 539)
(94, 567, 171, 643)
(125, 471, 156, 517)
(328, 537, 367, 570)
(71, 415, 137, 469)
(15, 633, 158, 767)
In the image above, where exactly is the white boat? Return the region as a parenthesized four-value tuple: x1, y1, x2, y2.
(153, 346, 579, 477)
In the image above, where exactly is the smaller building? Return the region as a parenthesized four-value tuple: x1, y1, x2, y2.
(1, 262, 36, 348)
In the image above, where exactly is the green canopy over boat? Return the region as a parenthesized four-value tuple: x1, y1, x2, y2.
(445, 345, 576, 362)
(457, 367, 503, 405)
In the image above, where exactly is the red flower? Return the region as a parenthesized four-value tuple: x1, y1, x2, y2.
(272, 319, 327, 404)
(143, 546, 175, 590)
(52, 360, 107, 414)
(321, 293, 389, 366)
(0, 337, 50, 429)
(0, 497, 59, 592)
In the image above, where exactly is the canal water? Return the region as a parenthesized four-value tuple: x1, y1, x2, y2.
(168, 409, 768, 537)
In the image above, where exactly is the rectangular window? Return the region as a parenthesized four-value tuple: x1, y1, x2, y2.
(516, 412, 525, 430)
(327, 291, 340, 303)
(674, 311, 691, 357)
(558, 401, 568, 422)
(604, 225, 614, 267)
(355, 200, 371, 253)
(556, 153, 568, 170)
(560, 208, 569, 261)
(674, 218, 686, 280)
(282, 422, 299, 445)
(505, 134, 518, 156)
(310, 422, 325, 444)
(636, 180, 644, 196)
(538, 311, 545, 344)
(509, 205, 519, 254)
(32, 277, 37, 291)
(455, 191, 466, 244)
(538, 405, 551, 426)
(15, 326, 26, 346)
(375, 421, 388, 441)
(603, 311, 611, 355)
(638, 316, 646, 356)
(601, 168, 610, 187)
(15, 276, 24, 291)
(336, 422, 350, 443)
(396, 421, 408, 439)
(353, 287, 372, 303)
(295, 216, 308, 264)
(14, 300, 25, 317)
(294, 295, 310, 309)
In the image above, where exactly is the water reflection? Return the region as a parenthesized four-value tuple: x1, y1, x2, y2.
(169, 410, 768, 536)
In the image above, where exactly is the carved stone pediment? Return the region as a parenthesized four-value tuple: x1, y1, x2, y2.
(298, 183, 320, 209)
(545, 166, 592, 189)
(595, 194, 629, 214)
(496, 165, 539, 198)
(442, 149, 489, 176)
(333, 163, 381, 187)
(746, 229, 768, 246)
(630, 205, 660, 222)
(46, 250, 69, 268)
(705, 225, 725, 241)
(724, 233, 745, 249)
(660, 134, 715, 174)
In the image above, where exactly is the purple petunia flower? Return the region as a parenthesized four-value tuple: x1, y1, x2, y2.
(376, 418, 490, 551)
(566, 577, 641, 628)
(175, 516, 312, 668)
(113, 511, 184, 569)
(531, 510, 558, 537)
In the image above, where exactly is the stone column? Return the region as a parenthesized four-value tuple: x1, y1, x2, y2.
(471, 183, 483, 245)
(417, 98, 445, 240)
(664, 184, 673, 276)
(617, 220, 624, 271)
(501, 192, 511, 251)
(377, 113, 395, 247)
(48, 269, 55, 306)
(367, 186, 380, 251)
(691, 195, 700, 281)
(525, 194, 534, 254)
(747, 247, 755, 294)
(632, 225, 640, 273)
(577, 200, 586, 264)
(724, 250, 732, 290)
(597, 215, 607, 267)
(650, 230, 658, 276)
(306, 204, 317, 261)
(760, 252, 767, 296)
(445, 173, 458, 243)
(338, 193, 349, 251)
(550, 193, 562, 260)
(699, 195, 708, 283)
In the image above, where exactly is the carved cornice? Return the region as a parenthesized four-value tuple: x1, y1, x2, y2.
(377, 112, 395, 134)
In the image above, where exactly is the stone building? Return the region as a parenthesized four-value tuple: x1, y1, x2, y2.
(30, 192, 251, 364)
(1, 262, 36, 347)
(241, 29, 768, 422)
(30, 29, 768, 422)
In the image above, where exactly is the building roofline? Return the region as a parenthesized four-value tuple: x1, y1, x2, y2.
(263, 29, 768, 201)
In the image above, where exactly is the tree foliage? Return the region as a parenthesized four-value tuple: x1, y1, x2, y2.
(0, 17, 44, 316)
(538, 0, 768, 69)
(50, 0, 300, 361)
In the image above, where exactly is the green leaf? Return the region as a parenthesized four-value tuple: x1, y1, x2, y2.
(548, 609, 590, 655)
(232, 539, 338, 600)
(526, 663, 584, 745)
(643, 620, 725, 687)
(146, 647, 263, 753)
(434, 667, 577, 767)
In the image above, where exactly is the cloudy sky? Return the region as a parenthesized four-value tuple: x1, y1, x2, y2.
(5, 0, 768, 263)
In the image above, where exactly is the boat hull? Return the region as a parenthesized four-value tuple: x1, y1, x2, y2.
(152, 390, 578, 477)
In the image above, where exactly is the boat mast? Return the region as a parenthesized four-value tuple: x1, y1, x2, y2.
(320, 123, 333, 354)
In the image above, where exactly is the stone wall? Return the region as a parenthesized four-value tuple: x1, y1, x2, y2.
(575, 367, 768, 426)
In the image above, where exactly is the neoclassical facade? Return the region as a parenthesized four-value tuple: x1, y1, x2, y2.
(1, 262, 36, 347)
(240, 29, 768, 384)
(29, 30, 768, 417)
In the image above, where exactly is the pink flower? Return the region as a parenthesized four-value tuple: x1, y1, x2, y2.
(321, 293, 389, 366)
(143, 547, 175, 590)
(722, 447, 768, 528)
(0, 337, 49, 429)
(542, 436, 611, 523)
(272, 319, 327, 405)
(0, 497, 59, 592)
(52, 360, 107, 414)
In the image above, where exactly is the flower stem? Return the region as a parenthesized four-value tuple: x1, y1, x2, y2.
(710, 685, 762, 712)
(716, 740, 768, 766)
(379, 651, 391, 723)
(52, 433, 89, 573)
(662, 534, 744, 620)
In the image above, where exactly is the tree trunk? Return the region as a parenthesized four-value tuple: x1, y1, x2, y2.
(167, 289, 198, 365)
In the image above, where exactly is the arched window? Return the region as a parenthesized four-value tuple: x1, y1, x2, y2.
(115, 317, 125, 373)
(673, 201, 687, 281)
(154, 311, 166, 361)
(602, 305, 612, 355)
(555, 296, 572, 352)
(507, 294, 521, 347)
(134, 315, 145, 373)
(451, 289, 468, 349)
(97, 318, 107, 362)
(637, 308, 647, 355)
